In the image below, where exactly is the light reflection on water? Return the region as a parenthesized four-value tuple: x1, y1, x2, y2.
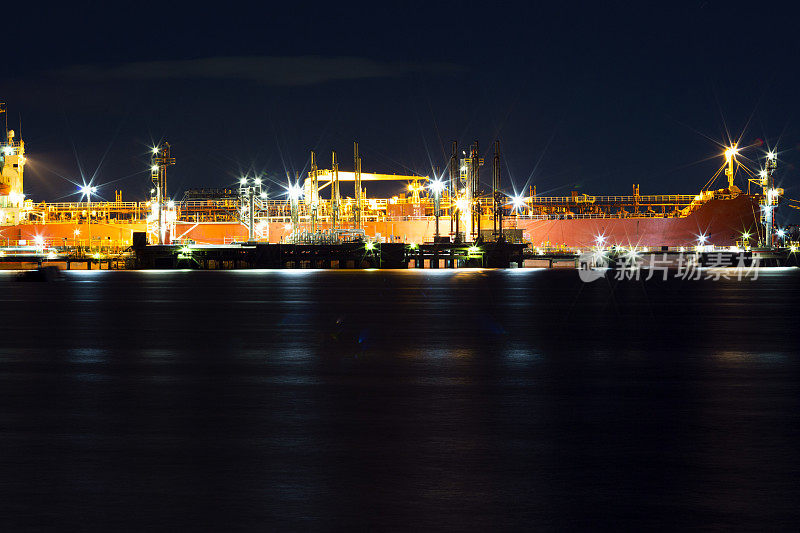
(0, 268, 799, 529)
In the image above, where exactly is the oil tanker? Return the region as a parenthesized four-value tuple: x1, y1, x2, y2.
(0, 104, 783, 252)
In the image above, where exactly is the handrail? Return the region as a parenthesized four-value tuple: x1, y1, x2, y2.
(513, 212, 683, 220)
(528, 194, 696, 204)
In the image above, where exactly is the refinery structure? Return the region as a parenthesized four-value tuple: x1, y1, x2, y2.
(1, 102, 796, 267)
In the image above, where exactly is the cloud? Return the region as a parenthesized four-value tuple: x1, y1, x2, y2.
(50, 55, 465, 86)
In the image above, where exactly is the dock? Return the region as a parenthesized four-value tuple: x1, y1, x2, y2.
(132, 241, 527, 270)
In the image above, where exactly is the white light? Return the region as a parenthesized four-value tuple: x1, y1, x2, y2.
(151, 165, 159, 172)
(287, 184, 303, 200)
(240, 177, 248, 185)
(254, 178, 262, 185)
(167, 200, 175, 208)
(33, 236, 44, 246)
(3, 146, 12, 155)
(455, 198, 468, 212)
(429, 179, 445, 194)
(151, 146, 160, 155)
(698, 234, 707, 243)
(511, 195, 526, 211)
(73, 229, 80, 236)
(742, 232, 750, 240)
(260, 192, 267, 199)
(767, 151, 776, 160)
(759, 169, 767, 179)
(595, 235, 605, 243)
(777, 229, 786, 237)
(725, 145, 739, 161)
(91, 186, 97, 193)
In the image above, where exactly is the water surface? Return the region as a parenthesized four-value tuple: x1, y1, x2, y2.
(1, 269, 799, 530)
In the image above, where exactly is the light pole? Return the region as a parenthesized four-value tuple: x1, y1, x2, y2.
(429, 178, 446, 242)
(80, 184, 97, 253)
(288, 182, 303, 241)
(151, 144, 176, 244)
(239, 176, 264, 242)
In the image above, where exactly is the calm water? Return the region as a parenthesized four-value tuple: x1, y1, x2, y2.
(1, 268, 799, 530)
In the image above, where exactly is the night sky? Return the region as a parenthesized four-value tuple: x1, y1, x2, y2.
(4, 1, 800, 220)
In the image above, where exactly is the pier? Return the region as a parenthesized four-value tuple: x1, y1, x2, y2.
(131, 240, 527, 270)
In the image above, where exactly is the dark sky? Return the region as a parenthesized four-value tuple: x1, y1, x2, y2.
(4, 1, 800, 220)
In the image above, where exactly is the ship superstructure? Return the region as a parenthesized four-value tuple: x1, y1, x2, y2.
(0, 103, 26, 225)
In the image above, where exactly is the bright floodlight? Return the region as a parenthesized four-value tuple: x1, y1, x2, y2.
(151, 146, 160, 155)
(767, 151, 777, 160)
(511, 195, 526, 210)
(255, 178, 262, 185)
(759, 169, 768, 179)
(429, 179, 445, 194)
(742, 232, 750, 240)
(3, 146, 12, 155)
(33, 235, 44, 246)
(725, 145, 739, 161)
(151, 165, 159, 172)
(240, 177, 248, 185)
(595, 235, 606, 243)
(777, 229, 786, 237)
(287, 184, 303, 201)
(698, 234, 707, 243)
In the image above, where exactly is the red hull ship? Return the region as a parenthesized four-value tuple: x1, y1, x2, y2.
(0, 107, 784, 253)
(511, 191, 763, 249)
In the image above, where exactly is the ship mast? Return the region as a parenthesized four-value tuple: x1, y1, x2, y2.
(724, 144, 738, 190)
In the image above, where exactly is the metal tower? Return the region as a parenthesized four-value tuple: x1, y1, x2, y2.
(332, 151, 340, 229)
(450, 141, 458, 240)
(310, 151, 319, 234)
(492, 140, 503, 241)
(150, 143, 176, 244)
(239, 175, 266, 242)
(760, 151, 779, 247)
(354, 142, 362, 230)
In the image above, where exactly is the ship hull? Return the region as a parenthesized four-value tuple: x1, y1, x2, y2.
(514, 194, 761, 248)
(3, 194, 761, 248)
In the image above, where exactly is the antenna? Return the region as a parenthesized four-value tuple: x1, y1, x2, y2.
(0, 103, 6, 139)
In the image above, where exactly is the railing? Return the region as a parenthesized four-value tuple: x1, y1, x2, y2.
(16, 195, 708, 226)
(513, 212, 683, 220)
(38, 201, 146, 210)
(528, 194, 697, 204)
